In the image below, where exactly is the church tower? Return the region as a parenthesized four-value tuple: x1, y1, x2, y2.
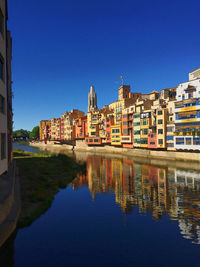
(88, 86, 98, 112)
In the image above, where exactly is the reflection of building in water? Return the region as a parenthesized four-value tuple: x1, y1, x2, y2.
(168, 169, 200, 244)
(72, 154, 200, 243)
(71, 173, 88, 190)
(174, 170, 200, 190)
(115, 159, 135, 213)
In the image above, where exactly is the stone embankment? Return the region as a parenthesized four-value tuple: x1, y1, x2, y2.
(30, 140, 200, 163)
(0, 162, 20, 247)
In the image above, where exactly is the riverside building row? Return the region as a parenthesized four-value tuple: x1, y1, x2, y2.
(40, 69, 200, 151)
(0, 0, 13, 177)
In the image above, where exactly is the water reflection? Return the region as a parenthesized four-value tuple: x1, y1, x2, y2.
(72, 154, 200, 244)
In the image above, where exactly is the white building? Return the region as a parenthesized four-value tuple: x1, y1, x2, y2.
(174, 76, 200, 151)
(189, 67, 200, 81)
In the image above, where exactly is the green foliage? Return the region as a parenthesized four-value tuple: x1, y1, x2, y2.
(13, 126, 39, 140)
(30, 126, 40, 140)
(174, 131, 179, 135)
(13, 129, 30, 139)
(14, 150, 86, 228)
(192, 131, 196, 136)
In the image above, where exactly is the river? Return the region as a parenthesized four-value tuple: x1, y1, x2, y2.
(1, 143, 200, 266)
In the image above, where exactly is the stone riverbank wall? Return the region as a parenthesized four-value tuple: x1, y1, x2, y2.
(30, 140, 200, 163)
(0, 162, 21, 248)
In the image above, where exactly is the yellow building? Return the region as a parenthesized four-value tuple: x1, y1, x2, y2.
(51, 118, 61, 140)
(87, 108, 112, 140)
(156, 108, 168, 149)
(111, 124, 121, 146)
(109, 99, 125, 125)
(166, 101, 176, 151)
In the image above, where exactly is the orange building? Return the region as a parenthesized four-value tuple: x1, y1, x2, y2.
(74, 116, 88, 139)
(40, 120, 51, 140)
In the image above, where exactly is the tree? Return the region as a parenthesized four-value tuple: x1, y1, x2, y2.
(30, 126, 39, 140)
(13, 129, 30, 139)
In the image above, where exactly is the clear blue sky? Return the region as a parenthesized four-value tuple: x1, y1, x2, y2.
(7, 0, 200, 131)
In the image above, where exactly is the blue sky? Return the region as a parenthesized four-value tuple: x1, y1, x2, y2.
(7, 0, 200, 130)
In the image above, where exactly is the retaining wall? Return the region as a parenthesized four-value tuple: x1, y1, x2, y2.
(31, 140, 200, 163)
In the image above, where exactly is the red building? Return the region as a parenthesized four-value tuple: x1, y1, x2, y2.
(148, 133, 157, 149)
(85, 137, 102, 145)
(105, 115, 114, 143)
(74, 116, 88, 139)
(121, 112, 134, 148)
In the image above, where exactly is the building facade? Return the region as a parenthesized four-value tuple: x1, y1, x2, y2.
(174, 79, 200, 150)
(0, 0, 12, 176)
(40, 120, 51, 140)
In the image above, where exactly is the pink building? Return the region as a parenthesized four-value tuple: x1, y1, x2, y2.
(105, 115, 114, 143)
(148, 133, 157, 149)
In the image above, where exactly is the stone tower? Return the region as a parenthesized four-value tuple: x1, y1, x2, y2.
(88, 86, 98, 112)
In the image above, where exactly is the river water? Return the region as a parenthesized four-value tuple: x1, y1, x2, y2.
(2, 143, 200, 266)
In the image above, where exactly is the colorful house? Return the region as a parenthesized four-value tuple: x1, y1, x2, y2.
(133, 113, 141, 147)
(105, 115, 114, 143)
(74, 116, 88, 139)
(121, 107, 134, 148)
(140, 111, 152, 148)
(148, 133, 157, 149)
(111, 124, 121, 146)
(156, 108, 167, 149)
(174, 78, 200, 150)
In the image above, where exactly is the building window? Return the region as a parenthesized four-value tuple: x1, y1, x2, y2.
(134, 114, 140, 119)
(158, 139, 163, 145)
(1, 133, 6, 160)
(150, 141, 155, 145)
(167, 143, 174, 147)
(158, 110, 162, 115)
(158, 129, 163, 134)
(141, 129, 148, 135)
(0, 9, 4, 36)
(166, 136, 174, 141)
(0, 94, 5, 113)
(158, 119, 163, 124)
(141, 138, 148, 144)
(176, 138, 184, 145)
(0, 55, 4, 81)
(193, 137, 200, 145)
(123, 129, 128, 134)
(186, 138, 191, 145)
